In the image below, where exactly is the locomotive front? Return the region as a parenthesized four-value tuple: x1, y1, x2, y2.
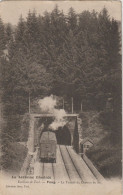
(39, 131, 57, 163)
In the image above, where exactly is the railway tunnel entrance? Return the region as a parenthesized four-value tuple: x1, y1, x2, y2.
(30, 114, 79, 152)
(55, 126, 71, 146)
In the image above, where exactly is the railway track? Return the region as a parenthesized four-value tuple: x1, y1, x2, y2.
(59, 145, 81, 181)
(33, 145, 97, 182)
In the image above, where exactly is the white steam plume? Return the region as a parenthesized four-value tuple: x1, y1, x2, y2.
(38, 95, 56, 113)
(49, 109, 67, 130)
(38, 95, 67, 130)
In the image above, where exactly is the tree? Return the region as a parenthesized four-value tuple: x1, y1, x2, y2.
(68, 7, 78, 31)
(0, 17, 6, 57)
(5, 23, 13, 46)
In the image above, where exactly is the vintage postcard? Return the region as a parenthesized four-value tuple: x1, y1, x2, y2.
(0, 1, 122, 195)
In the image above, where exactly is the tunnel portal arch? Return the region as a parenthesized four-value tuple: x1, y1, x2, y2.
(30, 114, 80, 152)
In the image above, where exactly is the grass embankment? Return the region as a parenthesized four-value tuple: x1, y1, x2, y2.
(2, 142, 28, 175)
(79, 111, 122, 179)
(1, 113, 30, 174)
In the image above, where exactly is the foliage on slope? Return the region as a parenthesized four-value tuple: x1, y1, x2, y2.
(1, 142, 27, 174)
(80, 111, 122, 178)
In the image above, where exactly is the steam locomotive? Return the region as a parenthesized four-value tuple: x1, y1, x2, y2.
(39, 131, 57, 163)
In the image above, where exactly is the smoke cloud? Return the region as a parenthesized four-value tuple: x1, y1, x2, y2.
(38, 95, 67, 130)
(49, 109, 67, 130)
(38, 95, 56, 113)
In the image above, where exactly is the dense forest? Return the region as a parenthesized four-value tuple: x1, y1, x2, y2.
(0, 6, 121, 175)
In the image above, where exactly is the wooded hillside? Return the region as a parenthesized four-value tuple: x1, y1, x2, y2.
(0, 6, 121, 173)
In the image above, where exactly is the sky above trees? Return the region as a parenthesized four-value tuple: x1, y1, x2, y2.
(0, 1, 121, 25)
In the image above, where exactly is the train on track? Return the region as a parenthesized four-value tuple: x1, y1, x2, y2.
(39, 131, 57, 163)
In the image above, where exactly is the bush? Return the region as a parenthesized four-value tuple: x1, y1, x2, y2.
(86, 145, 122, 178)
(99, 110, 113, 130)
(1, 142, 28, 173)
(20, 113, 30, 142)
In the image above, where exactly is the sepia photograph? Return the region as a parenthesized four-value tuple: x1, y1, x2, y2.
(0, 1, 122, 194)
